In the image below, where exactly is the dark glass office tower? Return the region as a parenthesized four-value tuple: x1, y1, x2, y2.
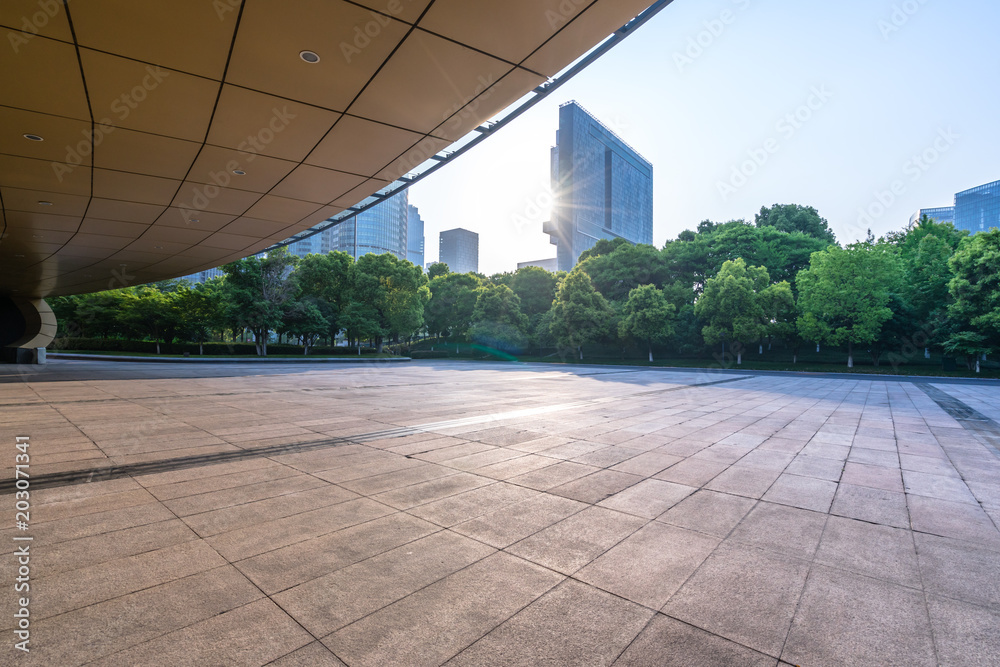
(439, 228, 479, 274)
(545, 101, 653, 272)
(954, 180, 1000, 235)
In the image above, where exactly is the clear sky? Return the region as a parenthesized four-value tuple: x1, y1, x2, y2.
(409, 0, 1000, 276)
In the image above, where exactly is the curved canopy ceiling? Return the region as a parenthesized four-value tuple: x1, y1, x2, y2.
(0, 0, 656, 298)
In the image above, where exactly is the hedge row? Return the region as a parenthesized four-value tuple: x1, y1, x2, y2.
(48, 338, 380, 356)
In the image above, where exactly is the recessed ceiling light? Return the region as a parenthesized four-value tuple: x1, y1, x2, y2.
(299, 50, 320, 63)
(232, 169, 246, 175)
(154, 245, 163, 250)
(23, 133, 44, 141)
(14, 254, 25, 258)
(38, 201, 53, 206)
(189, 219, 200, 223)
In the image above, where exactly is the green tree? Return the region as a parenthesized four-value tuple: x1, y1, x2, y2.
(755, 203, 836, 244)
(508, 266, 558, 319)
(426, 262, 450, 280)
(175, 279, 224, 354)
(796, 242, 901, 367)
(947, 228, 1000, 359)
(548, 269, 614, 360)
(118, 286, 178, 354)
(694, 258, 771, 365)
(221, 248, 298, 355)
(619, 284, 676, 362)
(468, 284, 529, 353)
(351, 253, 429, 351)
(579, 243, 670, 302)
(295, 251, 355, 342)
(425, 272, 481, 338)
(577, 237, 630, 264)
(281, 297, 330, 354)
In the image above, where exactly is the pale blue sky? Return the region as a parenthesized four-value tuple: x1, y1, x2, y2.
(411, 0, 1000, 275)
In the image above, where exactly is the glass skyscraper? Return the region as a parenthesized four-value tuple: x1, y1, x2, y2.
(954, 179, 1000, 235)
(439, 228, 479, 274)
(407, 205, 425, 270)
(909, 206, 955, 228)
(545, 101, 653, 272)
(325, 190, 409, 261)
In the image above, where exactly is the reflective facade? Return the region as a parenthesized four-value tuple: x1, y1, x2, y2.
(909, 206, 955, 228)
(326, 191, 409, 261)
(545, 101, 653, 272)
(407, 205, 425, 270)
(439, 228, 479, 274)
(954, 180, 1000, 235)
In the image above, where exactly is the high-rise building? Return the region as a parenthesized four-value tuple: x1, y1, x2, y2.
(517, 258, 558, 272)
(909, 206, 955, 229)
(407, 205, 425, 270)
(954, 180, 1000, 235)
(325, 190, 409, 260)
(545, 101, 653, 272)
(439, 228, 479, 274)
(911, 179, 999, 235)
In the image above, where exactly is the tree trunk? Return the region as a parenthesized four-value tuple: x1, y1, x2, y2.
(976, 359, 981, 373)
(847, 340, 853, 368)
(793, 353, 797, 364)
(156, 341, 160, 354)
(759, 344, 763, 355)
(199, 342, 203, 355)
(737, 351, 742, 365)
(648, 341, 653, 363)
(578, 346, 583, 361)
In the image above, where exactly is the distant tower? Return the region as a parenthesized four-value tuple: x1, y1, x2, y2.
(439, 228, 479, 274)
(407, 205, 425, 269)
(545, 101, 653, 272)
(325, 190, 409, 260)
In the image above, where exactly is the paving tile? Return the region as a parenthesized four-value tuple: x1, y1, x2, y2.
(704, 465, 782, 499)
(927, 594, 1000, 666)
(206, 497, 395, 561)
(472, 454, 555, 480)
(654, 457, 729, 487)
(98, 599, 312, 667)
(269, 642, 347, 666)
(597, 479, 697, 519)
(848, 447, 899, 468)
(613, 614, 778, 667)
(728, 501, 827, 559)
(814, 515, 921, 587)
(372, 472, 494, 510)
(782, 565, 935, 666)
(507, 506, 646, 575)
(915, 532, 1000, 608)
(336, 463, 457, 495)
(549, 469, 644, 504)
(664, 543, 810, 657)
(784, 454, 843, 481)
(830, 482, 910, 528)
(840, 461, 904, 492)
(902, 469, 979, 505)
(236, 513, 439, 594)
(24, 566, 262, 664)
(274, 530, 495, 636)
(576, 522, 720, 609)
(447, 579, 653, 666)
(908, 495, 1000, 548)
(506, 460, 599, 490)
(162, 474, 328, 516)
(610, 449, 683, 476)
(323, 553, 563, 666)
(451, 493, 586, 548)
(407, 482, 537, 527)
(761, 473, 838, 513)
(657, 489, 756, 537)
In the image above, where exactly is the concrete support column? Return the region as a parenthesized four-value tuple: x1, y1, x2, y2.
(1, 296, 56, 364)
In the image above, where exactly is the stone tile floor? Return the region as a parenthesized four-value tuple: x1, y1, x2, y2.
(1, 360, 999, 665)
